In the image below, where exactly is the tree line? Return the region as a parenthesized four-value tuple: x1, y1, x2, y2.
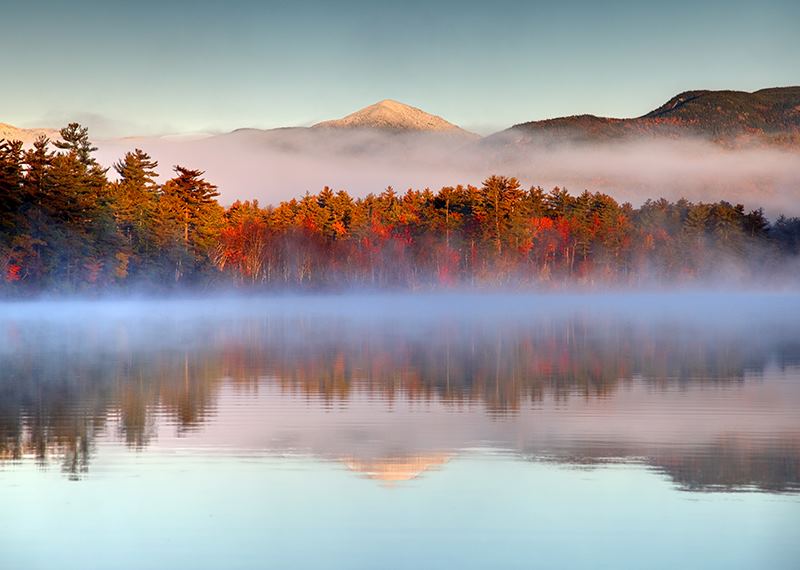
(1, 124, 799, 292)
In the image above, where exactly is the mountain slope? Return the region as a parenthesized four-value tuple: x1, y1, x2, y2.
(643, 87, 800, 133)
(489, 87, 800, 146)
(313, 99, 477, 137)
(0, 123, 60, 144)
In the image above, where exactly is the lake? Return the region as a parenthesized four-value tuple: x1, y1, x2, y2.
(1, 293, 799, 569)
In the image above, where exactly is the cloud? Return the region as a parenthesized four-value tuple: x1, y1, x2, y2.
(94, 129, 800, 217)
(32, 111, 179, 139)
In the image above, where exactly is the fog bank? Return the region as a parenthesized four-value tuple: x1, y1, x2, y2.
(96, 130, 800, 215)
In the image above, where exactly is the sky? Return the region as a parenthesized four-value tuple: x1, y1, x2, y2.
(1, 0, 799, 136)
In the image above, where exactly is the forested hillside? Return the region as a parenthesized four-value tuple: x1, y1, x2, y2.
(493, 87, 800, 146)
(1, 124, 799, 293)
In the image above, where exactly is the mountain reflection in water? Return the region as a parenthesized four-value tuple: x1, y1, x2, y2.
(1, 293, 799, 493)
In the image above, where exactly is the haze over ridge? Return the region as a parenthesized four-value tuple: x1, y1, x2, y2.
(3, 87, 800, 215)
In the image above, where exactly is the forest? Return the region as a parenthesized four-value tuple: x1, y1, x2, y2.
(1, 123, 800, 293)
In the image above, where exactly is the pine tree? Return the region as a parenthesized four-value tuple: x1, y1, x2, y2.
(0, 139, 24, 240)
(54, 123, 99, 167)
(476, 175, 524, 257)
(160, 166, 222, 282)
(112, 149, 160, 278)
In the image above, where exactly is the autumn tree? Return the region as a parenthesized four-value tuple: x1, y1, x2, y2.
(111, 149, 160, 279)
(160, 166, 222, 282)
(475, 175, 525, 258)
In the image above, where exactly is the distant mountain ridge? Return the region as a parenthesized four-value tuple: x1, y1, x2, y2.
(3, 88, 799, 147)
(313, 99, 477, 137)
(491, 87, 800, 145)
(0, 123, 60, 145)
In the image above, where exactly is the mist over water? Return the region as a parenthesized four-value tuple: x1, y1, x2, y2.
(5, 2, 799, 567)
(2, 292, 800, 483)
(2, 292, 799, 569)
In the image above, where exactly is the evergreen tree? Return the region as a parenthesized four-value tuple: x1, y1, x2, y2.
(0, 139, 24, 241)
(112, 149, 160, 279)
(476, 175, 524, 257)
(160, 166, 222, 282)
(54, 123, 99, 167)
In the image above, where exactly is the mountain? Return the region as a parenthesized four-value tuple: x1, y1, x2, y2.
(488, 87, 800, 146)
(0, 123, 60, 145)
(8, 89, 798, 149)
(313, 99, 477, 137)
(642, 87, 800, 131)
(4, 88, 799, 209)
(205, 100, 479, 163)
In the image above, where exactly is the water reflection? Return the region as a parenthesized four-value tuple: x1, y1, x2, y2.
(1, 294, 799, 492)
(343, 455, 452, 483)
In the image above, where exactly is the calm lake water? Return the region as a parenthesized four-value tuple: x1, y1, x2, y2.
(1, 293, 799, 569)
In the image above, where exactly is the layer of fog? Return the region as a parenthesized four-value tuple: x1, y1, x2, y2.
(2, 293, 799, 490)
(95, 128, 800, 216)
(3, 291, 799, 351)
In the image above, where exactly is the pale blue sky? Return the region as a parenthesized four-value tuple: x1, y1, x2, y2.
(2, 0, 798, 135)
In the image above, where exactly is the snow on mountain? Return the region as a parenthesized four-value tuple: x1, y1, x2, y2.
(0, 123, 60, 145)
(313, 99, 476, 136)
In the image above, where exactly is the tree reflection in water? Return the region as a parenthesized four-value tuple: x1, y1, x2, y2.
(0, 297, 798, 491)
